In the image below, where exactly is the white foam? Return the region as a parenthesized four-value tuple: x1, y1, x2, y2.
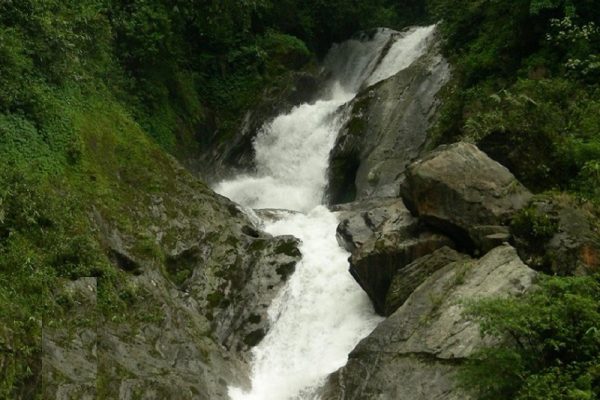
(229, 207, 381, 400)
(365, 25, 436, 87)
(216, 25, 436, 400)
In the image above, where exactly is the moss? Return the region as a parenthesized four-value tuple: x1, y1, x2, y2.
(247, 314, 261, 324)
(206, 292, 225, 309)
(165, 248, 201, 287)
(243, 329, 266, 347)
(276, 262, 296, 281)
(249, 239, 269, 253)
(275, 240, 301, 258)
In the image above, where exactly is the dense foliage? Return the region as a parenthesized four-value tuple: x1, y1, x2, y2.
(0, 0, 426, 397)
(1, 0, 598, 397)
(460, 275, 600, 400)
(427, 1, 600, 398)
(428, 0, 600, 199)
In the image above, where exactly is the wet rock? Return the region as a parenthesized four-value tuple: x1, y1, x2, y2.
(210, 234, 302, 356)
(194, 70, 325, 182)
(350, 230, 454, 315)
(42, 278, 97, 400)
(42, 157, 303, 399)
(384, 246, 468, 316)
(322, 245, 536, 400)
(254, 208, 301, 223)
(333, 198, 418, 252)
(401, 142, 532, 252)
(327, 29, 450, 203)
(512, 194, 600, 275)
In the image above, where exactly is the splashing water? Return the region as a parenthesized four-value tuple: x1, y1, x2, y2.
(215, 26, 436, 400)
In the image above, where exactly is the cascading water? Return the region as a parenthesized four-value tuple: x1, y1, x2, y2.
(215, 25, 436, 400)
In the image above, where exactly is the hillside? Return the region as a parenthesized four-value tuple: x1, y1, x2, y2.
(1, 0, 599, 399)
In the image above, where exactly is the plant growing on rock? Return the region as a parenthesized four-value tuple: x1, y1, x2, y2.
(459, 275, 600, 400)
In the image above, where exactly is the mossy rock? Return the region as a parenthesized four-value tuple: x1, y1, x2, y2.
(511, 193, 600, 275)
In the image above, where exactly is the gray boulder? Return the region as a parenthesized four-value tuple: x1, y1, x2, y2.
(327, 30, 450, 203)
(322, 245, 536, 400)
(401, 142, 531, 252)
(350, 230, 453, 315)
(384, 246, 469, 316)
(333, 198, 418, 252)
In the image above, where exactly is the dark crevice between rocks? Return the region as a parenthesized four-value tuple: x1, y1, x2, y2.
(391, 352, 467, 367)
(243, 329, 266, 348)
(276, 262, 296, 281)
(241, 225, 261, 238)
(326, 153, 360, 205)
(166, 246, 202, 287)
(109, 249, 143, 276)
(418, 216, 476, 256)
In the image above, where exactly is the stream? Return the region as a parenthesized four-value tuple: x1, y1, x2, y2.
(215, 25, 436, 400)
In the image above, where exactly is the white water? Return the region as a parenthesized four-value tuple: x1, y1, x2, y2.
(215, 25, 435, 400)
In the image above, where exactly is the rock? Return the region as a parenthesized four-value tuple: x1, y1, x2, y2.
(211, 234, 302, 355)
(350, 230, 454, 315)
(333, 198, 418, 252)
(43, 278, 97, 400)
(322, 245, 536, 400)
(384, 247, 469, 316)
(470, 225, 512, 254)
(193, 70, 325, 182)
(401, 142, 532, 252)
(327, 29, 450, 203)
(512, 194, 600, 275)
(42, 157, 303, 399)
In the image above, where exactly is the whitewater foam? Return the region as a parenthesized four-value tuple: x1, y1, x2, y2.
(215, 25, 436, 400)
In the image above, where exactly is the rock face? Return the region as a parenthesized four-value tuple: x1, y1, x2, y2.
(194, 71, 324, 182)
(327, 30, 450, 203)
(43, 278, 97, 400)
(321, 245, 536, 400)
(401, 142, 532, 252)
(333, 198, 454, 316)
(512, 194, 600, 275)
(211, 234, 302, 354)
(42, 159, 302, 399)
(350, 230, 453, 315)
(334, 198, 418, 252)
(384, 246, 468, 316)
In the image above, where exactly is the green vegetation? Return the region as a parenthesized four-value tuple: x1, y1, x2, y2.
(512, 204, 560, 246)
(426, 1, 600, 398)
(0, 0, 429, 397)
(1, 0, 598, 397)
(460, 275, 600, 400)
(428, 0, 600, 199)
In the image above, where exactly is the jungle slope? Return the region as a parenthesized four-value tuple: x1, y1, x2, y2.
(0, 0, 428, 398)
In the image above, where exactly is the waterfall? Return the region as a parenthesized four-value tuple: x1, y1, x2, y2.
(215, 25, 436, 400)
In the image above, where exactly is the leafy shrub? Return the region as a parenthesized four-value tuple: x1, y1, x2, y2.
(460, 275, 600, 400)
(512, 205, 559, 245)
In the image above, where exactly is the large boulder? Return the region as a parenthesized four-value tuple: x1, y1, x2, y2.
(327, 29, 450, 203)
(350, 230, 453, 315)
(321, 245, 536, 400)
(384, 246, 469, 316)
(401, 142, 532, 252)
(512, 194, 600, 275)
(333, 198, 418, 252)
